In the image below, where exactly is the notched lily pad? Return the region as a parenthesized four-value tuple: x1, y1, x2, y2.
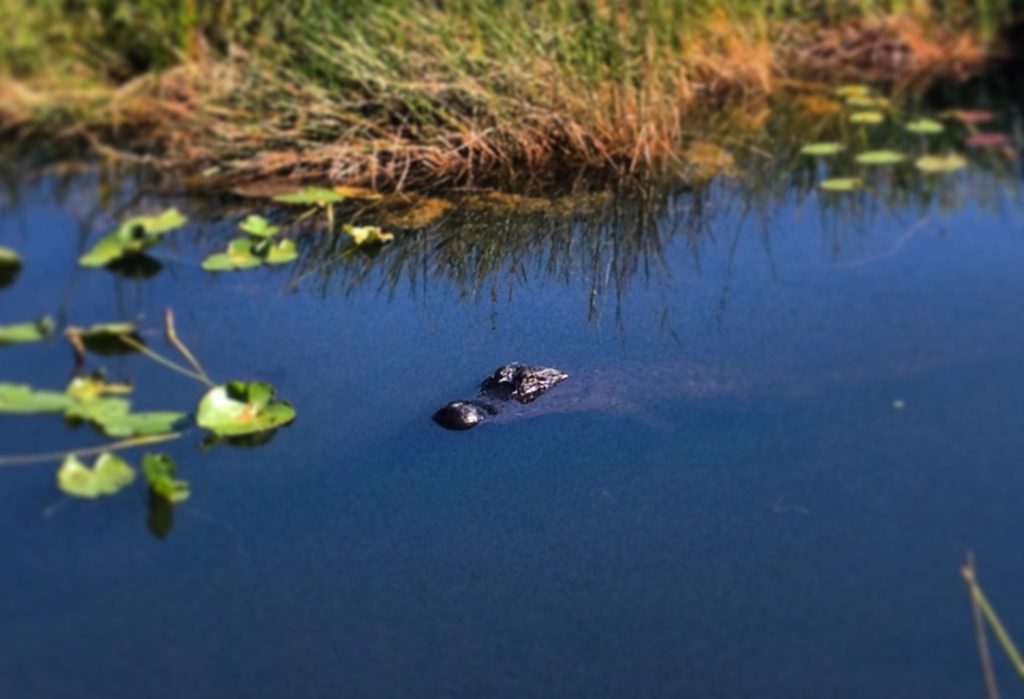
(835, 84, 871, 98)
(800, 142, 843, 157)
(915, 153, 967, 174)
(265, 239, 298, 264)
(197, 380, 296, 436)
(819, 177, 863, 192)
(906, 118, 944, 135)
(239, 215, 281, 238)
(855, 150, 905, 166)
(79, 208, 187, 267)
(143, 453, 190, 504)
(0, 316, 54, 345)
(344, 225, 394, 246)
(273, 187, 345, 206)
(57, 452, 135, 499)
(203, 238, 264, 272)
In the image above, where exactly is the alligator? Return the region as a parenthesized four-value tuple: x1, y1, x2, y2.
(433, 363, 570, 430)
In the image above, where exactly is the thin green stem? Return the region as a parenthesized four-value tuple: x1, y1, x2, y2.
(119, 335, 212, 386)
(0, 432, 184, 467)
(163, 308, 213, 385)
(963, 557, 1024, 680)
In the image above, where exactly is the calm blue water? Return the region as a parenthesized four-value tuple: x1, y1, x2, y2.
(1, 164, 1024, 698)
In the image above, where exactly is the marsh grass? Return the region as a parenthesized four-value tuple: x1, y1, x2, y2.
(1, 0, 1018, 188)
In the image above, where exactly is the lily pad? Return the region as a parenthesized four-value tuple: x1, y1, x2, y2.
(333, 186, 383, 201)
(65, 375, 133, 403)
(66, 321, 142, 356)
(264, 239, 298, 264)
(202, 238, 263, 272)
(344, 225, 395, 246)
(79, 208, 187, 267)
(0, 316, 54, 345)
(846, 95, 889, 110)
(197, 380, 296, 436)
(239, 215, 281, 238)
(272, 187, 345, 206)
(835, 84, 870, 98)
(800, 142, 843, 157)
(819, 177, 863, 192)
(0, 246, 22, 289)
(915, 153, 967, 174)
(0, 383, 77, 413)
(65, 396, 184, 437)
(906, 118, 944, 135)
(966, 132, 1011, 148)
(142, 453, 190, 504)
(57, 452, 135, 499)
(855, 150, 906, 166)
(850, 111, 884, 125)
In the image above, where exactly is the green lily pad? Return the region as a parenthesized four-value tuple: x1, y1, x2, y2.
(850, 111, 884, 125)
(846, 95, 889, 110)
(65, 375, 133, 403)
(272, 187, 345, 206)
(915, 153, 968, 174)
(819, 177, 863, 192)
(835, 84, 870, 98)
(855, 150, 906, 166)
(79, 208, 187, 267)
(65, 396, 184, 437)
(344, 225, 395, 246)
(57, 452, 135, 499)
(265, 239, 298, 264)
(239, 215, 281, 238)
(905, 118, 944, 135)
(800, 142, 844, 157)
(142, 453, 190, 504)
(0, 383, 77, 413)
(203, 238, 264, 272)
(197, 380, 296, 436)
(0, 316, 54, 345)
(0, 246, 22, 289)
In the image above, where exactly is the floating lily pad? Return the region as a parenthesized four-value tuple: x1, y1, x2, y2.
(947, 109, 994, 124)
(0, 383, 77, 413)
(66, 395, 184, 438)
(800, 142, 843, 157)
(239, 215, 281, 238)
(0, 246, 22, 289)
(819, 177, 863, 192)
(65, 375, 132, 403)
(202, 238, 264, 272)
(333, 186, 383, 201)
(915, 153, 967, 174)
(966, 132, 1011, 148)
(855, 150, 906, 166)
(79, 208, 187, 267)
(66, 321, 142, 356)
(846, 95, 889, 110)
(57, 452, 135, 499)
(835, 84, 870, 98)
(906, 118, 944, 135)
(0, 316, 54, 345)
(344, 225, 395, 246)
(265, 239, 298, 264)
(850, 111, 884, 125)
(272, 187, 345, 206)
(197, 380, 296, 437)
(142, 453, 190, 504)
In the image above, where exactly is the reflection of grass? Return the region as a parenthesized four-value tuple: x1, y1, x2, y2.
(0, 1, 1012, 187)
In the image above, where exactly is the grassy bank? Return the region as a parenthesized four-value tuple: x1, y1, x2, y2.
(0, 1, 1020, 189)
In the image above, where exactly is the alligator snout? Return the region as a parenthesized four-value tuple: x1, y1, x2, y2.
(434, 363, 568, 430)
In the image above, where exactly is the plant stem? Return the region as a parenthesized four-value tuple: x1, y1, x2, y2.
(119, 335, 211, 386)
(962, 554, 1024, 681)
(163, 308, 213, 386)
(0, 432, 184, 467)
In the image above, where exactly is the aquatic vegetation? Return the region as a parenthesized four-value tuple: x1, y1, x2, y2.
(850, 111, 884, 125)
(0, 383, 77, 413)
(0, 316, 53, 345)
(855, 150, 906, 165)
(203, 216, 298, 272)
(142, 453, 189, 504)
(906, 118, 944, 135)
(0, 246, 22, 289)
(197, 381, 296, 437)
(800, 142, 843, 157)
(79, 208, 187, 267)
(962, 555, 1024, 694)
(819, 177, 863, 192)
(272, 187, 345, 206)
(915, 153, 968, 173)
(57, 452, 135, 499)
(343, 225, 394, 247)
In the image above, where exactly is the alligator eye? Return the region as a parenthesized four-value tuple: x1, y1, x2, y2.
(433, 401, 487, 430)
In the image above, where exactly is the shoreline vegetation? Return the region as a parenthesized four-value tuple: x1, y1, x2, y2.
(0, 1, 1021, 190)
